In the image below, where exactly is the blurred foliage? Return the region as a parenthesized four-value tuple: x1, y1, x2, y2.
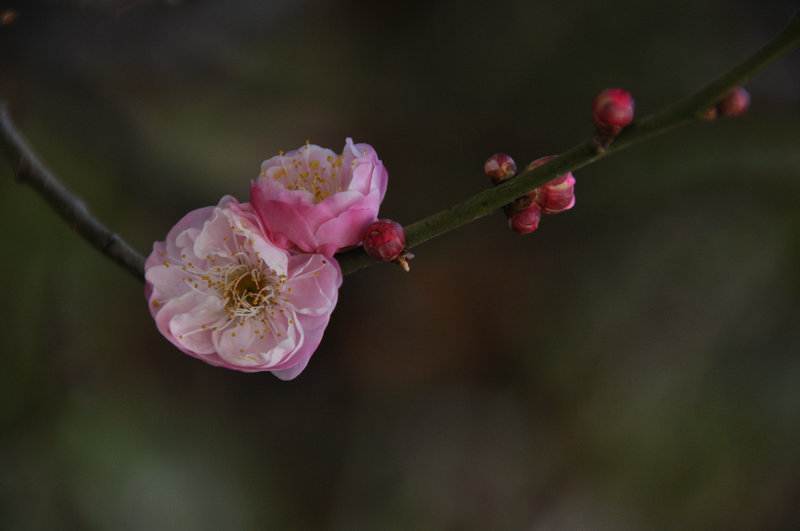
(1, 0, 799, 528)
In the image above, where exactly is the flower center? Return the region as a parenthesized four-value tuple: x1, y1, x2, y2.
(262, 145, 347, 204)
(223, 263, 280, 320)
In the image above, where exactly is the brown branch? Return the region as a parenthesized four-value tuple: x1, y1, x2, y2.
(0, 102, 146, 281)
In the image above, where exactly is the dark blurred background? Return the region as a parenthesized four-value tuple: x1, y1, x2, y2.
(1, 0, 799, 528)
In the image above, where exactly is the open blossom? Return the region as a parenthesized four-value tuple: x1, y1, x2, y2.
(251, 138, 388, 256)
(145, 196, 341, 380)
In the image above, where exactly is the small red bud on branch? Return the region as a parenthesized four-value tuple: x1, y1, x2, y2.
(484, 153, 518, 185)
(717, 86, 750, 117)
(363, 219, 413, 271)
(592, 88, 635, 150)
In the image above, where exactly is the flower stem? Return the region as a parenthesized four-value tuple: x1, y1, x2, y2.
(336, 11, 800, 275)
(1, 14, 798, 280)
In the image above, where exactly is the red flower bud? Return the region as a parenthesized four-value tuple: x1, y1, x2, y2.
(508, 203, 541, 234)
(363, 219, 413, 271)
(536, 174, 576, 214)
(717, 86, 750, 117)
(501, 155, 576, 234)
(524, 155, 576, 214)
(484, 153, 518, 185)
(363, 219, 405, 261)
(592, 88, 634, 136)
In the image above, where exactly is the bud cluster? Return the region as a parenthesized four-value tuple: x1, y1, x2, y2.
(484, 153, 576, 235)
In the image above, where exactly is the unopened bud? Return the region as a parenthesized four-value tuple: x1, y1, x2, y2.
(508, 203, 542, 234)
(484, 153, 517, 185)
(717, 86, 750, 117)
(363, 219, 413, 271)
(536, 174, 576, 214)
(524, 155, 576, 214)
(592, 88, 635, 136)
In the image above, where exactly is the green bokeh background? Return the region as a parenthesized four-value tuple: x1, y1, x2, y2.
(1, 1, 799, 528)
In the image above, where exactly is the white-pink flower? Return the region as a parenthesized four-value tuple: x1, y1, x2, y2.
(250, 138, 388, 256)
(144, 196, 341, 380)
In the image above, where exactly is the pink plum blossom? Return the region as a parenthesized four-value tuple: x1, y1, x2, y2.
(251, 138, 388, 256)
(145, 195, 341, 380)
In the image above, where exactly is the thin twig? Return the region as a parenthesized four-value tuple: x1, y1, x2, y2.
(0, 102, 146, 281)
(336, 12, 800, 274)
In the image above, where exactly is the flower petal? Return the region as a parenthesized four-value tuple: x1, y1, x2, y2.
(158, 292, 225, 356)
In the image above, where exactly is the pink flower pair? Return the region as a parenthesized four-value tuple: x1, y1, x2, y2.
(145, 139, 388, 379)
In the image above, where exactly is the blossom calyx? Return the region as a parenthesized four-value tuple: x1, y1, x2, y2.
(251, 138, 388, 256)
(363, 219, 412, 271)
(484, 153, 518, 185)
(592, 88, 635, 137)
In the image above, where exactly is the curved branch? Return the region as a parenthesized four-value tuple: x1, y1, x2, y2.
(0, 102, 146, 281)
(336, 11, 800, 274)
(1, 13, 797, 280)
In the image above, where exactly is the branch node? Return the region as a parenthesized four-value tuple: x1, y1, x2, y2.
(103, 233, 118, 251)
